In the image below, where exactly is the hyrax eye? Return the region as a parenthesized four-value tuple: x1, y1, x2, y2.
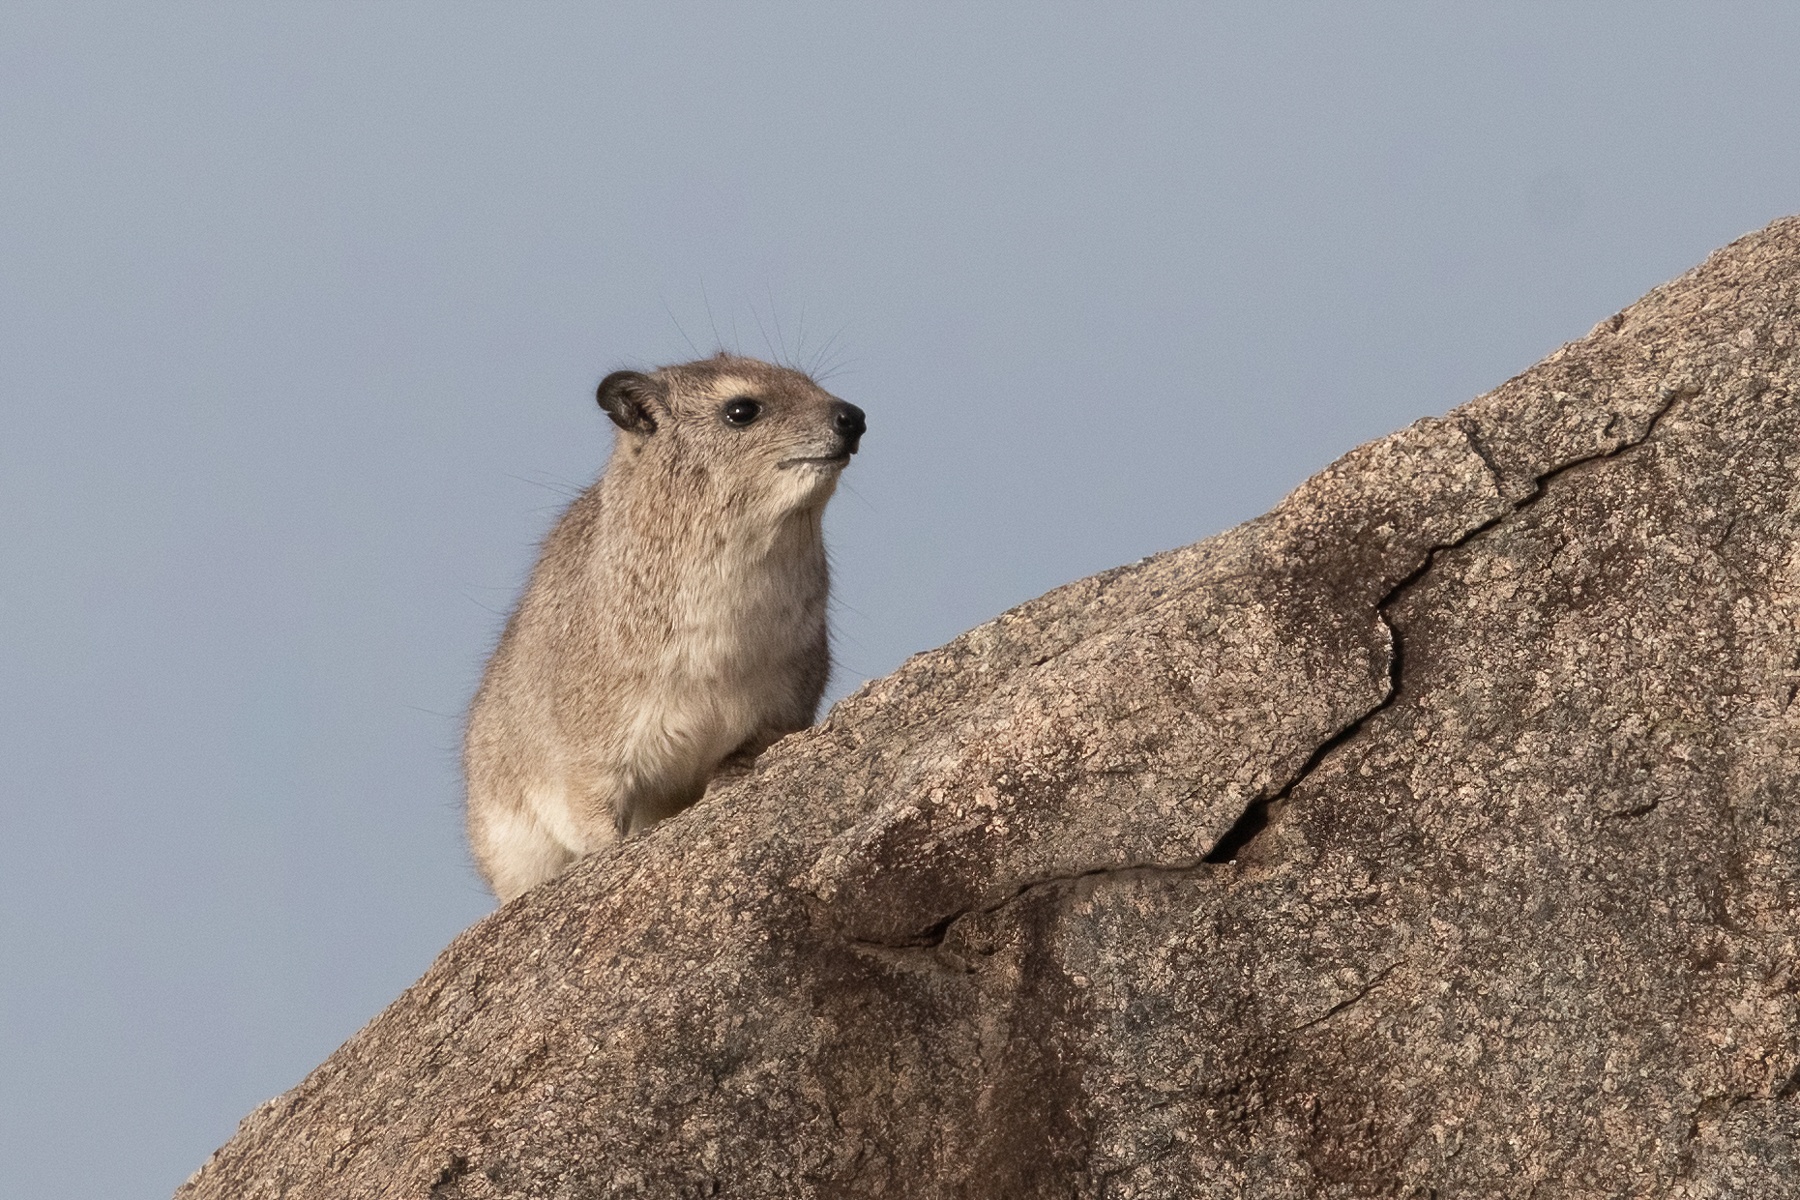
(722, 398, 762, 427)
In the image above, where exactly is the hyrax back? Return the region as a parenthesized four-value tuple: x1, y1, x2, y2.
(464, 353, 866, 901)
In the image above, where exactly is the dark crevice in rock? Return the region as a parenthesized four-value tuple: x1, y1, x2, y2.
(869, 384, 1694, 951)
(846, 860, 1211, 955)
(1199, 797, 1273, 864)
(1200, 677, 1388, 866)
(1206, 383, 1689, 865)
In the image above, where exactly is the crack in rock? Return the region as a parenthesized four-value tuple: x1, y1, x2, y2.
(860, 384, 1691, 955)
(1288, 961, 1402, 1032)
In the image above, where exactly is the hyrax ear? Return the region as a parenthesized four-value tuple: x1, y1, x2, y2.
(595, 370, 664, 436)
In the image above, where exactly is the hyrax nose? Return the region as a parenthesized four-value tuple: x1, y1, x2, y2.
(832, 401, 866, 452)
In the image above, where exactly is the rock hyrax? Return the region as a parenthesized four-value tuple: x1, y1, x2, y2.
(464, 353, 866, 901)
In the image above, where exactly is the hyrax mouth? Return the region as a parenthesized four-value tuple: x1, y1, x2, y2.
(778, 452, 852, 469)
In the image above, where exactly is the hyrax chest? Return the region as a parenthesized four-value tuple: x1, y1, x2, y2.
(612, 532, 826, 779)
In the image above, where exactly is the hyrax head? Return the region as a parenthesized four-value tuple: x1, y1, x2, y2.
(595, 353, 865, 517)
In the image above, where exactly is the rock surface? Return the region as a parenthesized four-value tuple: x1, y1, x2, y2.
(182, 218, 1800, 1199)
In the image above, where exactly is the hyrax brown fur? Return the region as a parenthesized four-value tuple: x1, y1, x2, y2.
(464, 353, 865, 901)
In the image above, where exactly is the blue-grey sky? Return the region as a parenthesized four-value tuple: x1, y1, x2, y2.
(4, 4, 1797, 1195)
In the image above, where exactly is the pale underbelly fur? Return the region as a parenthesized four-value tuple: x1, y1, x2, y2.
(527, 577, 809, 850)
